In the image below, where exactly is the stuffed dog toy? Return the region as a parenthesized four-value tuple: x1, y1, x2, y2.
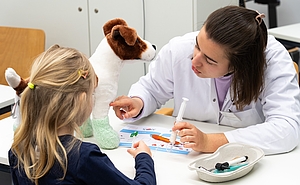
(5, 18, 156, 149)
(87, 18, 156, 149)
(5, 68, 29, 131)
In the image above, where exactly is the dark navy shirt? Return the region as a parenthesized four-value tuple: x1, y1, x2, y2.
(9, 135, 156, 185)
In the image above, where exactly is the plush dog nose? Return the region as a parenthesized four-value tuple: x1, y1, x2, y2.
(152, 45, 156, 50)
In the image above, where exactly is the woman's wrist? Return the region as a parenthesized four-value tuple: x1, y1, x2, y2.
(130, 96, 144, 118)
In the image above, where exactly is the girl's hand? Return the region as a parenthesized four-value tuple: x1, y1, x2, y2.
(127, 140, 152, 158)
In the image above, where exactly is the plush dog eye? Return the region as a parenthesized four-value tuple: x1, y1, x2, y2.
(112, 30, 120, 40)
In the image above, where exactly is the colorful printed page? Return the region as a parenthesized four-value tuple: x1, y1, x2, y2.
(119, 124, 191, 154)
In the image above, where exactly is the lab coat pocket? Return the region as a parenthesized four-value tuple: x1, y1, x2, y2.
(220, 109, 263, 128)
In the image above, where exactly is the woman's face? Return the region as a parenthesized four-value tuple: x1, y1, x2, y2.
(192, 26, 230, 78)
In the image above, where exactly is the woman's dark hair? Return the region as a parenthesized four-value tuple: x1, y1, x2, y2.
(205, 5, 268, 110)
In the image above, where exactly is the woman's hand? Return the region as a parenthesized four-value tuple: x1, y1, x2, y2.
(109, 96, 144, 120)
(127, 140, 152, 158)
(172, 121, 228, 153)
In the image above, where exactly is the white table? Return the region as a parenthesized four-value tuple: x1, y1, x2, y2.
(1, 109, 300, 184)
(268, 23, 300, 47)
(0, 84, 15, 115)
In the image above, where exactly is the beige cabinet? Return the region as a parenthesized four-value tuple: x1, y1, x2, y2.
(88, 0, 146, 97)
(0, 0, 90, 55)
(0, 0, 239, 98)
(143, 0, 239, 72)
(0, 0, 144, 96)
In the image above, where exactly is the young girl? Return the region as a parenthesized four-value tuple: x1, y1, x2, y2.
(9, 45, 156, 185)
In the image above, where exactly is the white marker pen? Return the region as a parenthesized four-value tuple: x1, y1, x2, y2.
(170, 97, 189, 146)
(215, 156, 249, 171)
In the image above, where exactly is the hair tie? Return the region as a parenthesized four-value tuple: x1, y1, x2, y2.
(78, 70, 88, 79)
(28, 82, 35, 89)
(255, 11, 265, 25)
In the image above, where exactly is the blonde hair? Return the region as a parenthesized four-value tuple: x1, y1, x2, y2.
(10, 45, 97, 184)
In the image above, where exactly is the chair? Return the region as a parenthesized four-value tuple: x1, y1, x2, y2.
(156, 62, 300, 116)
(0, 26, 45, 85)
(293, 62, 299, 84)
(0, 26, 45, 119)
(155, 107, 174, 116)
(254, 0, 280, 28)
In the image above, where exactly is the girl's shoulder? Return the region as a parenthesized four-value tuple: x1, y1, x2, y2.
(59, 135, 102, 157)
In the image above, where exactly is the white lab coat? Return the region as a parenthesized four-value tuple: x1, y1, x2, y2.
(127, 31, 300, 155)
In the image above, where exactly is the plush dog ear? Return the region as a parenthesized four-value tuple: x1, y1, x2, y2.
(5, 68, 29, 96)
(111, 25, 137, 46)
(15, 78, 29, 96)
(103, 18, 127, 36)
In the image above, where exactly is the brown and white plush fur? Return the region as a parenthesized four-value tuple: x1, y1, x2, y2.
(90, 18, 156, 119)
(5, 68, 29, 130)
(87, 18, 156, 149)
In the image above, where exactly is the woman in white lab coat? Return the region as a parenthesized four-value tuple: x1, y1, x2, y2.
(110, 6, 300, 155)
